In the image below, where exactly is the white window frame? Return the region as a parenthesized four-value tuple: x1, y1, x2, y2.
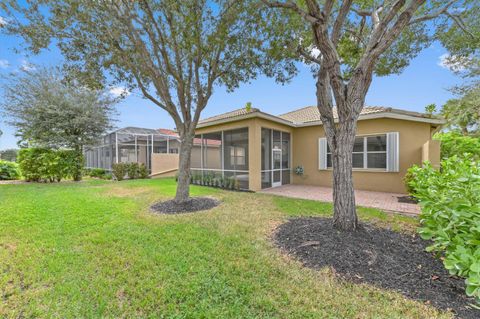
(321, 133, 398, 172)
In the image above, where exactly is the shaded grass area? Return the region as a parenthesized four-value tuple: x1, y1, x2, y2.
(0, 178, 449, 318)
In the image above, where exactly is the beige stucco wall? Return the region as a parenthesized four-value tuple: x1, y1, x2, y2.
(422, 139, 441, 169)
(151, 153, 179, 177)
(291, 118, 437, 193)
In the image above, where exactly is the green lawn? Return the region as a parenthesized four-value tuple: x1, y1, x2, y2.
(0, 178, 449, 318)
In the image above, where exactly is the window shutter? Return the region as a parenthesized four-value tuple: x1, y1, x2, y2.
(386, 132, 399, 172)
(318, 137, 327, 170)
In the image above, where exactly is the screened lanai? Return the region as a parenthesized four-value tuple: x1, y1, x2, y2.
(84, 127, 181, 172)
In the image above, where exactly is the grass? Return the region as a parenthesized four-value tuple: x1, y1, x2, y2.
(273, 195, 418, 232)
(0, 178, 450, 318)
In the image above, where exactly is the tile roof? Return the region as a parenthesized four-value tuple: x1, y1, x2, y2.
(197, 105, 444, 127)
(199, 108, 261, 124)
(278, 106, 389, 124)
(157, 128, 179, 137)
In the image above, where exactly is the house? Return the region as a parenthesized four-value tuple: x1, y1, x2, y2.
(85, 106, 444, 194)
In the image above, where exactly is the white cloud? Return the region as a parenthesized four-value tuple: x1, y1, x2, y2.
(438, 53, 466, 72)
(0, 59, 9, 69)
(20, 59, 36, 71)
(0, 16, 8, 27)
(109, 86, 130, 97)
(310, 47, 321, 59)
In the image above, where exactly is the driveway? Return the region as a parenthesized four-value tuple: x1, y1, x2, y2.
(260, 184, 420, 215)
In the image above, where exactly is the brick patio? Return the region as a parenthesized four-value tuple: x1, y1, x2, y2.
(260, 184, 420, 215)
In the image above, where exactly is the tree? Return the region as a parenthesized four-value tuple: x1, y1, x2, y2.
(441, 84, 480, 135)
(0, 68, 117, 181)
(264, 0, 479, 230)
(2, 0, 293, 203)
(0, 149, 18, 162)
(424, 103, 437, 115)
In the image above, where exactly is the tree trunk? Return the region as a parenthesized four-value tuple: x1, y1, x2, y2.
(175, 131, 195, 203)
(331, 128, 358, 231)
(73, 146, 83, 182)
(322, 98, 360, 231)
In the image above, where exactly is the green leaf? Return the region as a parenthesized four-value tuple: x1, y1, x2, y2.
(471, 263, 480, 273)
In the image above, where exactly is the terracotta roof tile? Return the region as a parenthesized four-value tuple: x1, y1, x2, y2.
(278, 106, 389, 124)
(197, 105, 442, 127)
(157, 128, 179, 137)
(199, 108, 260, 124)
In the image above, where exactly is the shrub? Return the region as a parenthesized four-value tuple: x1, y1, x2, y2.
(403, 166, 418, 196)
(83, 168, 92, 176)
(126, 163, 139, 179)
(434, 132, 480, 160)
(17, 148, 79, 182)
(138, 163, 149, 179)
(89, 168, 107, 178)
(0, 160, 21, 180)
(112, 163, 127, 181)
(103, 173, 113, 180)
(408, 157, 480, 302)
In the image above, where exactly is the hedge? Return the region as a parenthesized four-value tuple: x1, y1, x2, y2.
(407, 156, 480, 302)
(18, 148, 82, 182)
(434, 132, 480, 160)
(0, 160, 21, 180)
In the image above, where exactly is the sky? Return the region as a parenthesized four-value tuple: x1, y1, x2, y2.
(0, 20, 463, 150)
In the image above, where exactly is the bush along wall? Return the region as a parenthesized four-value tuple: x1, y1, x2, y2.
(0, 160, 21, 180)
(407, 156, 480, 303)
(188, 171, 240, 191)
(111, 163, 149, 181)
(17, 148, 82, 182)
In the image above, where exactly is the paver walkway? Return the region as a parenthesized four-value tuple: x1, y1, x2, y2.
(261, 184, 420, 215)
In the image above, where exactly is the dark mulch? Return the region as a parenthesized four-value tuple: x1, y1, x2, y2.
(397, 195, 419, 204)
(274, 217, 479, 319)
(150, 197, 220, 214)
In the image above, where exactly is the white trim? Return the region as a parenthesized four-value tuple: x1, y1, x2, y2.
(272, 148, 282, 187)
(318, 138, 327, 170)
(323, 134, 390, 171)
(386, 132, 400, 172)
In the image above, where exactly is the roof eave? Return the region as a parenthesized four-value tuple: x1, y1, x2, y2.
(197, 111, 295, 128)
(293, 112, 446, 127)
(197, 110, 446, 129)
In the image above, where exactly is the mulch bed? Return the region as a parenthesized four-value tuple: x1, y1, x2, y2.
(397, 195, 419, 204)
(274, 217, 478, 319)
(150, 197, 220, 214)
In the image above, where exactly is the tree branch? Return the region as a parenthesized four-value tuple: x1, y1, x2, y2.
(262, 0, 322, 24)
(408, 0, 456, 24)
(331, 0, 353, 45)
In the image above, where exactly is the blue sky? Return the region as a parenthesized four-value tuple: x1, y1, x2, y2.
(0, 25, 462, 150)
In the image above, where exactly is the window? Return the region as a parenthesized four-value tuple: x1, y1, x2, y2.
(366, 135, 387, 169)
(230, 146, 246, 166)
(322, 133, 396, 171)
